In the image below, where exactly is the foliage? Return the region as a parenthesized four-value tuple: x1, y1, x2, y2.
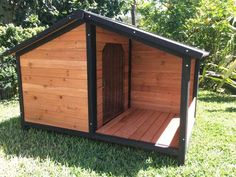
(0, 90, 235, 176)
(138, 0, 200, 41)
(184, 0, 236, 65)
(200, 62, 236, 94)
(138, 0, 236, 94)
(0, 0, 126, 27)
(1, 0, 235, 94)
(190, 1, 236, 93)
(0, 24, 45, 91)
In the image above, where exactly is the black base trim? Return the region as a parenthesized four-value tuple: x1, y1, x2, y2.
(94, 133, 178, 156)
(23, 121, 178, 157)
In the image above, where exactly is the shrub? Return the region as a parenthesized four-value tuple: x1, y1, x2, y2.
(138, 0, 236, 94)
(0, 24, 45, 98)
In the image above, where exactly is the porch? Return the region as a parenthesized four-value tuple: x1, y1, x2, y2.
(97, 108, 180, 148)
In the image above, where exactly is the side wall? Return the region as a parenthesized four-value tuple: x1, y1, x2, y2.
(131, 40, 195, 114)
(96, 27, 129, 128)
(20, 24, 89, 132)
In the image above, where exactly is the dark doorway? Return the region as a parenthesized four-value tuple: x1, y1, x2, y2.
(102, 43, 124, 124)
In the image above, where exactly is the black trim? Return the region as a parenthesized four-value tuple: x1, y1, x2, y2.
(3, 10, 209, 59)
(84, 11, 209, 59)
(7, 9, 208, 166)
(85, 16, 184, 58)
(3, 11, 84, 56)
(16, 53, 27, 129)
(18, 20, 84, 56)
(94, 133, 178, 156)
(193, 60, 200, 117)
(178, 57, 191, 165)
(86, 23, 97, 134)
(24, 122, 91, 137)
(128, 39, 132, 108)
(23, 121, 178, 157)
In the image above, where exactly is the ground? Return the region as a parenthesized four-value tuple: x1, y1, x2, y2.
(0, 90, 235, 177)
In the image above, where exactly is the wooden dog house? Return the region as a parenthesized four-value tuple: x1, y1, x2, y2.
(4, 10, 209, 165)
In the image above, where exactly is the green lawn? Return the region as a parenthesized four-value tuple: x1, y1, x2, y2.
(0, 90, 235, 177)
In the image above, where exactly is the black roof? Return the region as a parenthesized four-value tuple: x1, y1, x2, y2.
(2, 10, 209, 59)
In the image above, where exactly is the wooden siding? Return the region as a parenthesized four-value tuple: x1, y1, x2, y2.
(131, 40, 195, 113)
(189, 59, 195, 105)
(96, 27, 129, 128)
(20, 24, 89, 132)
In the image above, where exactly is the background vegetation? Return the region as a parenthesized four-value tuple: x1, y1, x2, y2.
(0, 0, 235, 96)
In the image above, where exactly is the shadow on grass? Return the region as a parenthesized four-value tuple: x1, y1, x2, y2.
(207, 107, 236, 113)
(0, 117, 177, 176)
(198, 92, 236, 103)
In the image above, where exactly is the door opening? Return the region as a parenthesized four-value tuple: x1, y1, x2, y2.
(102, 43, 124, 124)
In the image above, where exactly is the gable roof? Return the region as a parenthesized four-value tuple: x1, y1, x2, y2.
(2, 10, 209, 59)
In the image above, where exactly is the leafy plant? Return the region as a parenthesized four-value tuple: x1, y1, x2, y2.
(0, 0, 127, 27)
(138, 0, 236, 94)
(137, 0, 200, 41)
(200, 62, 236, 94)
(0, 24, 45, 95)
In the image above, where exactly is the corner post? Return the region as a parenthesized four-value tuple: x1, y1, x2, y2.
(86, 23, 97, 134)
(16, 53, 27, 129)
(128, 39, 132, 108)
(193, 59, 200, 117)
(178, 56, 191, 165)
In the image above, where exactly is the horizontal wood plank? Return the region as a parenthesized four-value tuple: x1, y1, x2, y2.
(131, 40, 195, 113)
(20, 24, 89, 132)
(21, 67, 87, 79)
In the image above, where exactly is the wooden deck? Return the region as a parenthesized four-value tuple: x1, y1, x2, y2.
(96, 108, 180, 148)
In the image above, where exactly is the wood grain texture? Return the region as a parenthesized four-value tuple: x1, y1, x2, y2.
(189, 60, 195, 104)
(131, 40, 195, 113)
(97, 108, 179, 148)
(96, 27, 129, 128)
(20, 24, 89, 132)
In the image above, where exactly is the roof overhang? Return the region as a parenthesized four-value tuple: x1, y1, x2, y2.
(1, 10, 209, 59)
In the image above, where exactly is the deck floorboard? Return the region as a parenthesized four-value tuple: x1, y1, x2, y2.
(96, 108, 180, 148)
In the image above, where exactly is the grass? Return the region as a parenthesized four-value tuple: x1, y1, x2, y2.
(0, 90, 235, 177)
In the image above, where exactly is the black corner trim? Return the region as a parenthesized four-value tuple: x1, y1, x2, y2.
(16, 53, 26, 129)
(178, 57, 191, 165)
(86, 22, 97, 134)
(128, 39, 132, 108)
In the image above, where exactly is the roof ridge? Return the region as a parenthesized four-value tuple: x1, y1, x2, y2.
(1, 9, 209, 59)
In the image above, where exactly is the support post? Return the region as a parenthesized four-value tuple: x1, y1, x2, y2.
(178, 57, 191, 165)
(16, 53, 28, 129)
(128, 39, 132, 108)
(86, 23, 97, 134)
(193, 59, 200, 117)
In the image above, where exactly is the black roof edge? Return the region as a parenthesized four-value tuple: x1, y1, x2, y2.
(1, 10, 85, 56)
(1, 9, 209, 59)
(83, 10, 209, 59)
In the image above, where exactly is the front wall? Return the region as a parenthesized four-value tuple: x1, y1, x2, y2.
(131, 41, 195, 113)
(20, 24, 89, 132)
(96, 27, 129, 128)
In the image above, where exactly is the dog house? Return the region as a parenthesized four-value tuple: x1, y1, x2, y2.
(4, 10, 209, 165)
